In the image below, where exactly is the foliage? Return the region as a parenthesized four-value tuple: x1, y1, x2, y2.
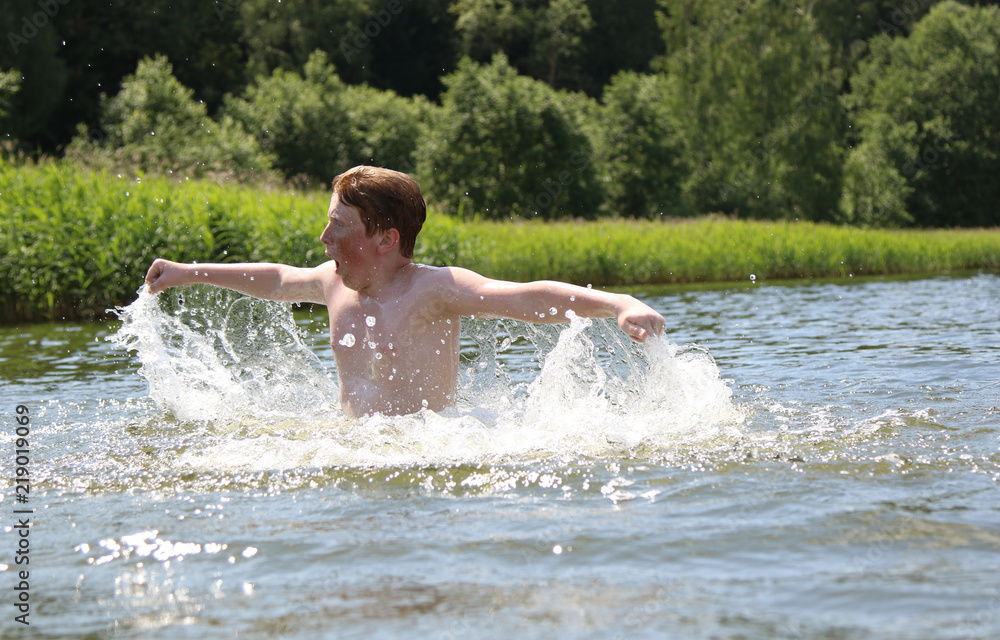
(417, 54, 602, 219)
(2, 0, 999, 229)
(592, 72, 685, 218)
(65, 55, 274, 182)
(450, 0, 594, 87)
(575, 0, 664, 96)
(236, 0, 376, 82)
(416, 213, 1000, 287)
(0, 69, 20, 125)
(657, 0, 847, 222)
(0, 0, 68, 147)
(225, 50, 430, 187)
(0, 157, 327, 323)
(841, 0, 1000, 227)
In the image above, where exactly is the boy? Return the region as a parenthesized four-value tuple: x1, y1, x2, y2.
(145, 166, 665, 417)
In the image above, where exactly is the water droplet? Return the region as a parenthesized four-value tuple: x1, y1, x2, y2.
(570, 295, 576, 302)
(421, 399, 429, 408)
(367, 341, 376, 350)
(375, 353, 383, 360)
(750, 274, 756, 283)
(549, 307, 558, 315)
(338, 333, 356, 347)
(387, 343, 393, 349)
(553, 545, 563, 555)
(365, 315, 376, 327)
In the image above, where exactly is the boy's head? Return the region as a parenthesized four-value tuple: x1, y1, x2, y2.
(331, 166, 426, 258)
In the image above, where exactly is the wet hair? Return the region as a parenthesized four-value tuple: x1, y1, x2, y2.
(331, 166, 426, 258)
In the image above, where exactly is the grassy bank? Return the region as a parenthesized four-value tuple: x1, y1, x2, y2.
(3, 158, 999, 323)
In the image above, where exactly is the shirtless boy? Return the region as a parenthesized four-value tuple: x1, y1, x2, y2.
(145, 166, 666, 417)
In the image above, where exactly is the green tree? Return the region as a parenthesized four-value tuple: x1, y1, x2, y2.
(841, 1, 1000, 227)
(450, 0, 593, 88)
(25, 0, 248, 153)
(417, 54, 602, 219)
(657, 0, 846, 221)
(0, 0, 67, 149)
(0, 69, 20, 126)
(225, 51, 429, 186)
(237, 0, 376, 83)
(66, 55, 273, 180)
(575, 0, 664, 96)
(592, 72, 685, 218)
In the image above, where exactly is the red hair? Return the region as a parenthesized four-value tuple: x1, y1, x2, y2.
(331, 166, 426, 258)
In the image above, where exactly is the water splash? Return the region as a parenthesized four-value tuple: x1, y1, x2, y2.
(111, 288, 744, 470)
(111, 285, 338, 423)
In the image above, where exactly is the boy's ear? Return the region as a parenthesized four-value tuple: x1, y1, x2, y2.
(375, 228, 400, 255)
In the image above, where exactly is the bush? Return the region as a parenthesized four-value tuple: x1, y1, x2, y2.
(841, 1, 1000, 227)
(65, 55, 274, 182)
(592, 72, 685, 218)
(416, 54, 602, 220)
(225, 50, 429, 187)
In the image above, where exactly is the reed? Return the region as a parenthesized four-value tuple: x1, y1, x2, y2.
(416, 216, 1000, 286)
(2, 158, 998, 322)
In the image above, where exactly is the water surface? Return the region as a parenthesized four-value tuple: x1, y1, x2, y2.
(1, 274, 998, 639)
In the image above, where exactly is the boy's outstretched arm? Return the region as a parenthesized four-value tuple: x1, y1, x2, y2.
(439, 267, 665, 342)
(144, 259, 331, 304)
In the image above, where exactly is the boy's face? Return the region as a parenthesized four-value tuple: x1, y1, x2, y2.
(321, 194, 380, 290)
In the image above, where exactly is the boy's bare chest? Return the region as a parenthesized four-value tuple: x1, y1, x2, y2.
(325, 296, 456, 371)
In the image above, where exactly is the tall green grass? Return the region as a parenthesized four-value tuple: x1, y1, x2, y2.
(417, 216, 1000, 286)
(0, 158, 326, 322)
(2, 158, 999, 323)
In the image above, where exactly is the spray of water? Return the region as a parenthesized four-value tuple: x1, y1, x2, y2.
(111, 287, 744, 470)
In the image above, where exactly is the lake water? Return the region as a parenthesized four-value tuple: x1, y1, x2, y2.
(1, 273, 998, 639)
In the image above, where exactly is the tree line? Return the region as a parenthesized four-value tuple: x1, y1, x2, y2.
(1, 0, 998, 227)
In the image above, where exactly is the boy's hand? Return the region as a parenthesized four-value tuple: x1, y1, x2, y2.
(617, 296, 666, 343)
(144, 259, 187, 294)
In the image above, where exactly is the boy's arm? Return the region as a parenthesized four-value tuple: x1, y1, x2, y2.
(144, 258, 333, 305)
(438, 267, 665, 342)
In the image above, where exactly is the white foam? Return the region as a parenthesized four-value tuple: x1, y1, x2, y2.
(112, 288, 744, 470)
